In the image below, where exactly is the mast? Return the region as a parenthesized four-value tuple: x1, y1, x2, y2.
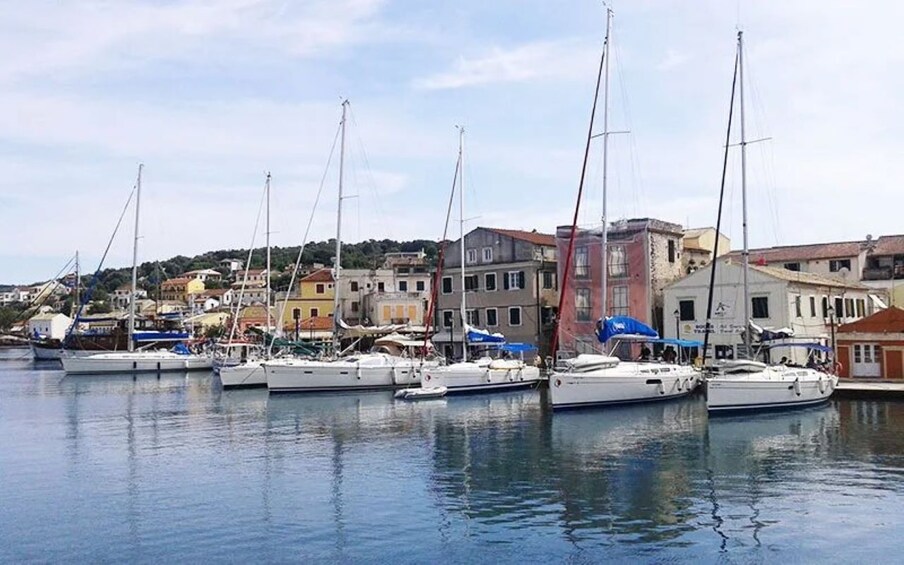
(738, 31, 751, 358)
(600, 8, 612, 323)
(128, 164, 143, 353)
(332, 100, 349, 355)
(265, 172, 272, 339)
(458, 126, 467, 362)
(72, 250, 79, 319)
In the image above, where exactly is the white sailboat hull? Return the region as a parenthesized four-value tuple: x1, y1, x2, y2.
(219, 361, 267, 388)
(549, 362, 700, 409)
(423, 361, 542, 393)
(61, 352, 213, 374)
(706, 368, 837, 412)
(265, 354, 436, 393)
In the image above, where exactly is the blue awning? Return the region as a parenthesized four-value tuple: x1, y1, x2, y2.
(596, 316, 659, 343)
(132, 331, 190, 342)
(648, 338, 704, 348)
(500, 343, 537, 353)
(466, 325, 506, 344)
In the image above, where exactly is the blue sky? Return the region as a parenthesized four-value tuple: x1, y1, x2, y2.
(2, 0, 901, 284)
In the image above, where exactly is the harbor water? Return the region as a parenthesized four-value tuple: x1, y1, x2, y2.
(2, 349, 903, 563)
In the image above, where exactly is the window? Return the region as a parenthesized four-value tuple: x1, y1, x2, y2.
(830, 259, 851, 272)
(464, 274, 479, 292)
(292, 308, 301, 320)
(667, 240, 676, 263)
(485, 273, 497, 291)
(822, 296, 829, 317)
(809, 296, 817, 317)
(416, 280, 425, 292)
(398, 280, 408, 292)
(310, 307, 319, 317)
(315, 283, 325, 294)
(486, 308, 498, 327)
(442, 276, 452, 294)
(350, 281, 359, 292)
(442, 310, 454, 328)
(856, 299, 865, 318)
(377, 282, 385, 292)
(794, 296, 802, 318)
(508, 307, 522, 326)
(482, 247, 493, 263)
(715, 345, 735, 360)
(574, 246, 589, 278)
(678, 299, 695, 321)
(609, 245, 628, 278)
(854, 344, 862, 363)
(751, 296, 769, 319)
(504, 271, 525, 290)
(542, 271, 555, 290)
(397, 267, 410, 274)
(351, 301, 359, 313)
(612, 286, 629, 316)
(835, 297, 844, 318)
(575, 288, 591, 321)
(466, 309, 479, 326)
(845, 298, 855, 318)
(784, 262, 801, 272)
(466, 248, 478, 264)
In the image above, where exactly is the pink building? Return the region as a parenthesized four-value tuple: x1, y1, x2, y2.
(556, 218, 685, 355)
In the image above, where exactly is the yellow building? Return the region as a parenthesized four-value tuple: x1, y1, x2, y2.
(160, 277, 205, 304)
(280, 268, 335, 330)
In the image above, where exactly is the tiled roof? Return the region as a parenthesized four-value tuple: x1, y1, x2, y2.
(301, 268, 334, 283)
(870, 235, 904, 256)
(296, 316, 334, 331)
(484, 227, 556, 247)
(838, 306, 904, 334)
(749, 264, 868, 290)
(203, 288, 231, 296)
(729, 241, 864, 263)
(161, 277, 191, 287)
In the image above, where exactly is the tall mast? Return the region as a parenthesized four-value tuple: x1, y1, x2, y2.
(457, 126, 467, 362)
(738, 31, 751, 358)
(72, 250, 79, 318)
(265, 172, 272, 338)
(128, 164, 143, 352)
(600, 8, 612, 322)
(332, 100, 349, 355)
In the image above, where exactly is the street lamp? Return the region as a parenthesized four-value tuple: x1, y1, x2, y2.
(827, 304, 837, 372)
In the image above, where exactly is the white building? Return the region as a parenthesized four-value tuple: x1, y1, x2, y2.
(220, 258, 243, 273)
(183, 268, 223, 282)
(112, 285, 149, 309)
(27, 312, 73, 340)
(664, 260, 883, 364)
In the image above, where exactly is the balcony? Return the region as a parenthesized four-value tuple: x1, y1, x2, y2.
(862, 266, 904, 281)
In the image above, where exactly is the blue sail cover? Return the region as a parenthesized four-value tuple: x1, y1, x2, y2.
(595, 316, 659, 343)
(465, 324, 506, 344)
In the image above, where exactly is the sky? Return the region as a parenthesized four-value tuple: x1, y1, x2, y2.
(1, 0, 901, 284)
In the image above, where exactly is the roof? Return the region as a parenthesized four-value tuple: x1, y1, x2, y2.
(203, 288, 231, 297)
(28, 312, 70, 322)
(301, 268, 334, 283)
(238, 269, 267, 275)
(870, 235, 904, 256)
(838, 306, 904, 334)
(483, 227, 556, 247)
(184, 268, 221, 275)
(297, 316, 334, 331)
(161, 277, 192, 287)
(682, 227, 714, 238)
(748, 264, 869, 290)
(728, 241, 864, 263)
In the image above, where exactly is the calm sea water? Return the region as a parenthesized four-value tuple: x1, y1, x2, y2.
(2, 348, 904, 563)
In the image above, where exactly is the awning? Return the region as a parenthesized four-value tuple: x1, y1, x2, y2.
(870, 294, 888, 310)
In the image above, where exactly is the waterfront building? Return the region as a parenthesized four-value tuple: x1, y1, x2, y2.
(280, 269, 335, 331)
(664, 259, 881, 364)
(836, 306, 904, 379)
(556, 218, 686, 356)
(861, 235, 904, 307)
(434, 227, 558, 362)
(26, 312, 72, 340)
(160, 277, 205, 304)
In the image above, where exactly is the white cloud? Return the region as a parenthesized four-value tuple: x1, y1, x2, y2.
(412, 40, 599, 90)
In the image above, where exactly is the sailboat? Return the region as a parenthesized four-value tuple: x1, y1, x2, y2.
(420, 128, 542, 393)
(548, 8, 699, 409)
(61, 165, 213, 375)
(704, 32, 837, 412)
(264, 100, 441, 393)
(218, 173, 274, 388)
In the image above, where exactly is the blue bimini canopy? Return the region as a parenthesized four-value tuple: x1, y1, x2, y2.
(648, 338, 704, 348)
(596, 316, 659, 343)
(466, 325, 506, 345)
(500, 343, 537, 353)
(132, 331, 190, 342)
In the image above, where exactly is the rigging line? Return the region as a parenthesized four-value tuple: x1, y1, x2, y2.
(347, 105, 391, 241)
(702, 45, 740, 368)
(422, 147, 462, 356)
(269, 121, 342, 357)
(19, 254, 76, 315)
(612, 35, 646, 217)
(550, 15, 608, 359)
(65, 185, 137, 342)
(227, 175, 269, 344)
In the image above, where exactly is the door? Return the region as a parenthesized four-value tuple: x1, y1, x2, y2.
(852, 344, 882, 378)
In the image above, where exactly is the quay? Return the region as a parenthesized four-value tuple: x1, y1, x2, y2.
(835, 379, 904, 399)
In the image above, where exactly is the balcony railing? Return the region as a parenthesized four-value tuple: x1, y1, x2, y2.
(862, 266, 904, 280)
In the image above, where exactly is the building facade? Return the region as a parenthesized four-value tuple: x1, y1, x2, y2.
(280, 269, 335, 331)
(836, 306, 904, 379)
(556, 218, 685, 356)
(435, 227, 558, 362)
(664, 260, 879, 364)
(27, 312, 72, 340)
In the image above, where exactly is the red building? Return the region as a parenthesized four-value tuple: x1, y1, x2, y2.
(556, 218, 685, 355)
(837, 306, 904, 379)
